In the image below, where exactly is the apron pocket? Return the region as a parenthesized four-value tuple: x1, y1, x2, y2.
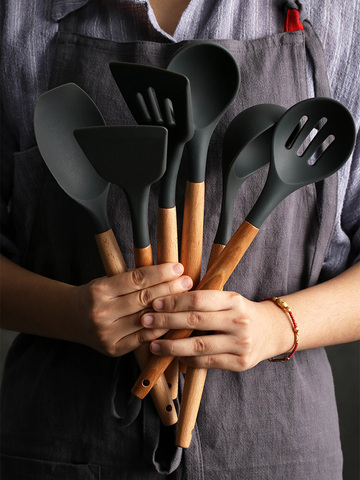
(0, 454, 100, 480)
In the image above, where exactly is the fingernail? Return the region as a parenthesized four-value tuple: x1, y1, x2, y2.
(151, 342, 161, 354)
(153, 299, 164, 310)
(181, 276, 193, 289)
(142, 314, 154, 327)
(172, 263, 183, 275)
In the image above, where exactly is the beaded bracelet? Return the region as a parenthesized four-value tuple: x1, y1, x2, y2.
(262, 296, 299, 362)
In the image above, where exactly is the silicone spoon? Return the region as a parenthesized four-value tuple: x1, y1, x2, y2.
(167, 41, 240, 285)
(34, 83, 127, 273)
(132, 96, 356, 402)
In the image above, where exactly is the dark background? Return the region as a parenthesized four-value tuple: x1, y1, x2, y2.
(1, 331, 359, 478)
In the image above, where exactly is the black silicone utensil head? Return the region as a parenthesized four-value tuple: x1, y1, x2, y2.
(246, 97, 356, 228)
(215, 104, 287, 245)
(74, 125, 168, 248)
(110, 62, 194, 207)
(34, 83, 110, 233)
(167, 41, 241, 182)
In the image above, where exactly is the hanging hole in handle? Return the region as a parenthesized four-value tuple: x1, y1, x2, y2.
(142, 379, 150, 387)
(166, 404, 173, 412)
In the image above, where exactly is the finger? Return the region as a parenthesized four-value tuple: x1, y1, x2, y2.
(179, 353, 252, 372)
(114, 328, 170, 356)
(141, 310, 229, 332)
(152, 290, 242, 314)
(107, 275, 193, 318)
(149, 333, 240, 357)
(106, 263, 186, 297)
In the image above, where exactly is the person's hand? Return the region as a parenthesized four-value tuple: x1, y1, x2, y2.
(71, 263, 193, 357)
(140, 290, 294, 371)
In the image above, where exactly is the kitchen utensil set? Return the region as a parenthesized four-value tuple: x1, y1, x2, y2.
(34, 42, 356, 446)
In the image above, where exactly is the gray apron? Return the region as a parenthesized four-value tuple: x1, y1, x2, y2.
(1, 1, 342, 479)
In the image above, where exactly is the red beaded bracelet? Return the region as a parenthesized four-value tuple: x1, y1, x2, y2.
(262, 296, 299, 362)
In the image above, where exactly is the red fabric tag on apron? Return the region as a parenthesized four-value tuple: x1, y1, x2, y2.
(284, 8, 304, 32)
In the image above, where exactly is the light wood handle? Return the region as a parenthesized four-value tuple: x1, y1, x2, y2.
(207, 243, 226, 270)
(134, 345, 178, 426)
(157, 207, 179, 264)
(134, 243, 178, 424)
(176, 367, 208, 448)
(176, 240, 225, 447)
(95, 229, 127, 276)
(180, 181, 205, 286)
(134, 245, 153, 268)
(196, 221, 258, 291)
(157, 206, 180, 399)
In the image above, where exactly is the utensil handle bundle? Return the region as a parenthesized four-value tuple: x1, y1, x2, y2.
(96, 229, 177, 426)
(132, 220, 259, 398)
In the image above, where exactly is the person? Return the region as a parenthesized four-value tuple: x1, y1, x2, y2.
(1, 0, 359, 478)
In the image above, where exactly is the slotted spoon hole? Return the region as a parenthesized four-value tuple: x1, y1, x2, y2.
(285, 115, 308, 149)
(305, 134, 335, 165)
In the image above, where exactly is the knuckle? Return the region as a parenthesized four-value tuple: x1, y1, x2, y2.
(136, 330, 148, 345)
(187, 311, 201, 329)
(137, 288, 153, 307)
(130, 268, 147, 288)
(193, 337, 206, 354)
(189, 291, 204, 310)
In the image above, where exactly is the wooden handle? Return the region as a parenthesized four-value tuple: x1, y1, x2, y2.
(157, 207, 179, 264)
(157, 206, 180, 400)
(95, 229, 127, 276)
(134, 245, 153, 268)
(134, 345, 178, 426)
(180, 181, 205, 285)
(176, 240, 225, 447)
(176, 367, 208, 448)
(96, 232, 177, 424)
(131, 221, 259, 399)
(207, 243, 226, 270)
(197, 221, 258, 291)
(134, 243, 178, 424)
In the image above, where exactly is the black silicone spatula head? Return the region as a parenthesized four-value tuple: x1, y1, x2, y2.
(246, 96, 357, 228)
(74, 125, 168, 249)
(215, 104, 287, 245)
(110, 62, 193, 208)
(167, 42, 240, 182)
(34, 83, 110, 233)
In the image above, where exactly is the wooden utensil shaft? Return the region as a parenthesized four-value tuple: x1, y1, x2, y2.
(176, 240, 224, 448)
(131, 220, 259, 398)
(180, 181, 205, 285)
(96, 230, 177, 425)
(157, 206, 180, 400)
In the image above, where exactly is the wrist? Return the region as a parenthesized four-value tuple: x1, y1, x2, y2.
(258, 298, 296, 360)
